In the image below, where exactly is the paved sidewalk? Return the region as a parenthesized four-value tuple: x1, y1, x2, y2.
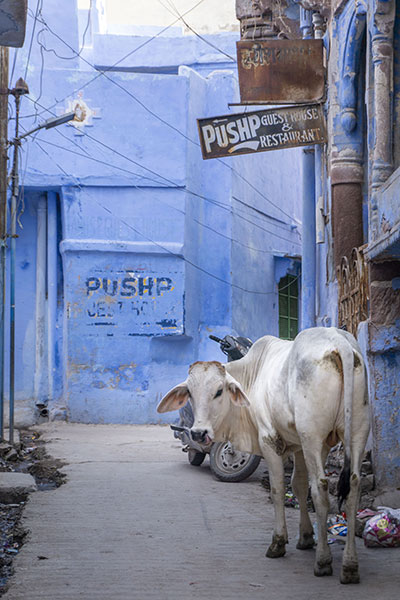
(3, 423, 400, 599)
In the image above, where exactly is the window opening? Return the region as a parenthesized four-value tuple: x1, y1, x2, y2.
(279, 274, 299, 340)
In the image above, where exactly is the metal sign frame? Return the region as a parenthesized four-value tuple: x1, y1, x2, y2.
(197, 104, 327, 160)
(0, 1, 27, 48)
(236, 39, 325, 104)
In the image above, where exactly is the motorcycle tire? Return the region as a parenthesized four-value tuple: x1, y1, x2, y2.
(188, 448, 206, 466)
(209, 441, 261, 482)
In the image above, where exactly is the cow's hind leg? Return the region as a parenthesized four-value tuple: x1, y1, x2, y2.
(340, 434, 368, 584)
(340, 469, 360, 584)
(292, 450, 314, 550)
(303, 443, 332, 577)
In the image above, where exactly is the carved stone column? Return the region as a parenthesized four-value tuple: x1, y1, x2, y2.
(235, 1, 300, 39)
(330, 2, 367, 267)
(296, 1, 331, 17)
(370, 0, 395, 240)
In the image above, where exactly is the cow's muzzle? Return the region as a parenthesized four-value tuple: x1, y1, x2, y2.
(190, 429, 211, 444)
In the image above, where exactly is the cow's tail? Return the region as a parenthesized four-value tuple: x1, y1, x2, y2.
(336, 339, 356, 511)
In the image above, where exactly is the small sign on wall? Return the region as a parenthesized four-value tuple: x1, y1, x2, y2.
(197, 104, 327, 159)
(236, 39, 325, 104)
(66, 256, 185, 337)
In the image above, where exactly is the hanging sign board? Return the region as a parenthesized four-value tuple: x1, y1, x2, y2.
(236, 39, 325, 104)
(197, 104, 327, 160)
(0, 0, 27, 47)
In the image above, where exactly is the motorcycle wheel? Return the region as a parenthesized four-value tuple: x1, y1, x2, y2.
(209, 441, 261, 482)
(188, 448, 206, 466)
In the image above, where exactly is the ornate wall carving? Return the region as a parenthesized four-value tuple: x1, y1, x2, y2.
(370, 0, 396, 239)
(235, 1, 300, 39)
(295, 1, 332, 17)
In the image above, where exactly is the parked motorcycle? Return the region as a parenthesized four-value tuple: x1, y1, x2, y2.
(171, 334, 261, 482)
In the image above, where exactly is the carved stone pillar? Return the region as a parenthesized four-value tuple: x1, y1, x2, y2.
(296, 1, 331, 17)
(312, 10, 326, 39)
(330, 2, 367, 267)
(331, 159, 364, 267)
(370, 0, 395, 240)
(235, 1, 300, 39)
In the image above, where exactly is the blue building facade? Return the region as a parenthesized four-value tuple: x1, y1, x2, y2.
(302, 0, 400, 496)
(6, 1, 303, 425)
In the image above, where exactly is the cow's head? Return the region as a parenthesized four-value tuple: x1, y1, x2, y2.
(157, 361, 250, 443)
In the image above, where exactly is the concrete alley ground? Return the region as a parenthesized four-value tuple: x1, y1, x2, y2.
(3, 423, 400, 600)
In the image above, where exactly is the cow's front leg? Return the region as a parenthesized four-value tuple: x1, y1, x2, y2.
(261, 445, 287, 558)
(292, 450, 314, 550)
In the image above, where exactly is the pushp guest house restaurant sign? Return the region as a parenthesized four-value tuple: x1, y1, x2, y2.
(197, 104, 327, 160)
(236, 39, 325, 104)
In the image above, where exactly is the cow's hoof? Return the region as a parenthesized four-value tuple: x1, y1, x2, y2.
(296, 532, 315, 550)
(340, 564, 360, 584)
(314, 560, 333, 577)
(266, 535, 286, 558)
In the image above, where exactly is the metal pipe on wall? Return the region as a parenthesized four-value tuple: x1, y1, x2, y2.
(34, 195, 47, 409)
(47, 192, 58, 407)
(301, 148, 316, 329)
(8, 92, 22, 445)
(300, 7, 316, 330)
(313, 11, 325, 323)
(0, 46, 9, 441)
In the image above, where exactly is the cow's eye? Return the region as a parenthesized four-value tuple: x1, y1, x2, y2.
(214, 389, 223, 398)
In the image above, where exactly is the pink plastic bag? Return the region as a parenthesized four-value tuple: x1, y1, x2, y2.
(363, 508, 400, 548)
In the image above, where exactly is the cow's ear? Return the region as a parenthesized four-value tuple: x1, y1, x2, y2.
(157, 382, 190, 413)
(225, 373, 250, 407)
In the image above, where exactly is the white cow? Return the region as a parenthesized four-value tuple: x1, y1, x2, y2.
(158, 327, 370, 584)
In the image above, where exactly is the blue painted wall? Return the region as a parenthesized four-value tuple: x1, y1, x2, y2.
(7, 0, 303, 424)
(315, 1, 400, 492)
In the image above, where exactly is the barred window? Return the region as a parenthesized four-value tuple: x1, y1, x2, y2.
(279, 275, 299, 340)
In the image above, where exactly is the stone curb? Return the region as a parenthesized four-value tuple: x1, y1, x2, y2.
(0, 472, 38, 504)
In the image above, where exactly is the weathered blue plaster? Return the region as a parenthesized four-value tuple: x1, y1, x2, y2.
(92, 32, 238, 76)
(366, 166, 400, 259)
(392, 277, 400, 289)
(274, 256, 301, 284)
(332, 2, 366, 155)
(6, 0, 303, 424)
(367, 324, 400, 489)
(339, 3, 367, 132)
(318, 1, 400, 493)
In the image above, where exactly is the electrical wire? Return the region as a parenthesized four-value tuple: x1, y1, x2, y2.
(33, 135, 298, 296)
(157, 0, 236, 61)
(10, 49, 18, 88)
(33, 0, 93, 62)
(31, 9, 300, 226)
(22, 3, 301, 229)
(22, 82, 299, 233)
(23, 92, 300, 249)
(12, 4, 302, 295)
(65, 125, 301, 245)
(79, 0, 93, 55)
(20, 0, 208, 121)
(11, 123, 41, 229)
(79, 127, 301, 245)
(24, 0, 43, 81)
(14, 112, 301, 297)
(19, 4, 302, 252)
(34, 28, 46, 115)
(32, 134, 296, 254)
(34, 11, 209, 146)
(20, 91, 298, 251)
